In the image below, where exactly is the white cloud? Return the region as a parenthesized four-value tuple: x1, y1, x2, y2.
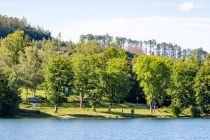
(179, 2, 206, 12)
(49, 17, 210, 52)
(179, 2, 195, 12)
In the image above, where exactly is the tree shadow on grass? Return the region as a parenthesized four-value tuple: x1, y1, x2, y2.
(17, 109, 53, 118)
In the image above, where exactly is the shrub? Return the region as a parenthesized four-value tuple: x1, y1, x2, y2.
(189, 106, 201, 117)
(172, 106, 181, 117)
(0, 72, 19, 117)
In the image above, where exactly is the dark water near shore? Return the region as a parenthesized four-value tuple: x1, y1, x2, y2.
(0, 118, 209, 140)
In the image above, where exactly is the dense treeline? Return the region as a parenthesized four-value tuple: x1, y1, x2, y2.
(0, 29, 209, 117)
(0, 15, 51, 40)
(134, 55, 210, 117)
(80, 34, 208, 60)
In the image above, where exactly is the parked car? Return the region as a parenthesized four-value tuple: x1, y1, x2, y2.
(26, 98, 40, 103)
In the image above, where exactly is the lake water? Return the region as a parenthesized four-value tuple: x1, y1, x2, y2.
(0, 118, 209, 140)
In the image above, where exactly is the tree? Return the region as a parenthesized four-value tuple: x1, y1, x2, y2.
(76, 41, 101, 55)
(194, 66, 210, 114)
(37, 39, 57, 64)
(204, 54, 210, 66)
(160, 42, 167, 57)
(45, 56, 73, 107)
(0, 30, 29, 65)
(0, 70, 19, 117)
(0, 30, 29, 87)
(103, 47, 127, 60)
(133, 55, 171, 114)
(114, 37, 121, 50)
(186, 55, 202, 67)
(170, 61, 198, 116)
(155, 43, 161, 56)
(18, 46, 44, 97)
(104, 57, 131, 111)
(176, 46, 182, 58)
(190, 47, 208, 61)
(71, 54, 91, 108)
(72, 53, 104, 109)
(85, 54, 105, 111)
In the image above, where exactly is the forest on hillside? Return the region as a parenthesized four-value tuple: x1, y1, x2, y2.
(0, 15, 51, 40)
(0, 15, 209, 117)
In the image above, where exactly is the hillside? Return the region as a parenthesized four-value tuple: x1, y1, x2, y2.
(0, 15, 51, 40)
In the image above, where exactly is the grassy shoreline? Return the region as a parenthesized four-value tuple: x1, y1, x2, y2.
(16, 102, 210, 119)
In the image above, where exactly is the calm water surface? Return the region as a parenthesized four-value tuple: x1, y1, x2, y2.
(0, 118, 209, 140)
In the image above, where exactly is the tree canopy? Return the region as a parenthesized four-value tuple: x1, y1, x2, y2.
(0, 15, 51, 40)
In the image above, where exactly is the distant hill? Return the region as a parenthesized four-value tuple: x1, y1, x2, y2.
(0, 15, 51, 40)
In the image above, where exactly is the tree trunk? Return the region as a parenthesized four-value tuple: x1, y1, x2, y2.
(154, 102, 156, 113)
(25, 88, 28, 102)
(108, 101, 112, 112)
(33, 87, 36, 97)
(92, 106, 96, 112)
(150, 100, 153, 114)
(109, 90, 114, 112)
(44, 88, 47, 99)
(153, 96, 156, 113)
(150, 95, 154, 114)
(80, 93, 83, 108)
(54, 105, 58, 113)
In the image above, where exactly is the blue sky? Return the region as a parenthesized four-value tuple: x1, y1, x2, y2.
(0, 0, 210, 51)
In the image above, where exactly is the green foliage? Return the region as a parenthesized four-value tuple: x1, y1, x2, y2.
(186, 55, 202, 67)
(36, 40, 58, 64)
(170, 61, 198, 113)
(0, 71, 19, 117)
(204, 54, 210, 66)
(85, 54, 105, 111)
(103, 47, 127, 60)
(76, 41, 101, 55)
(71, 53, 105, 109)
(172, 106, 181, 117)
(0, 30, 30, 88)
(194, 66, 210, 114)
(18, 46, 44, 96)
(104, 57, 131, 106)
(45, 56, 73, 104)
(0, 15, 51, 40)
(0, 18, 209, 118)
(71, 54, 92, 107)
(133, 55, 171, 109)
(0, 30, 29, 65)
(72, 47, 131, 110)
(189, 105, 201, 117)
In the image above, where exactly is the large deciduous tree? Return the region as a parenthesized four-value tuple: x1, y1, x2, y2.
(45, 56, 73, 106)
(104, 57, 131, 111)
(18, 46, 44, 97)
(0, 30, 29, 86)
(133, 55, 171, 114)
(194, 65, 210, 114)
(0, 30, 29, 65)
(170, 61, 198, 116)
(72, 42, 103, 109)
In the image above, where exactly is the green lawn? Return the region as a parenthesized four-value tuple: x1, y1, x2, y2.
(18, 89, 194, 119)
(20, 88, 46, 101)
(19, 102, 185, 119)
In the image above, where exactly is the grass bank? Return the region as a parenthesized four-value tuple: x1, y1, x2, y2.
(18, 102, 192, 119)
(18, 90, 209, 119)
